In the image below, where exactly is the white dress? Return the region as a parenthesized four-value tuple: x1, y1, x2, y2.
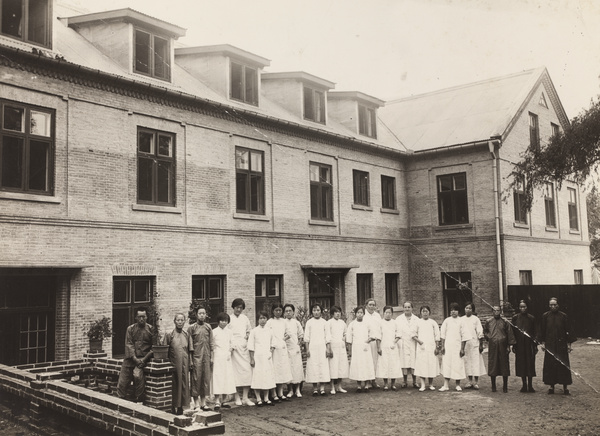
(347, 320, 375, 381)
(228, 312, 253, 387)
(284, 318, 304, 383)
(461, 315, 487, 377)
(377, 319, 401, 379)
(212, 326, 236, 395)
(327, 318, 349, 379)
(440, 316, 471, 380)
(247, 325, 276, 390)
(363, 310, 382, 374)
(266, 317, 293, 384)
(413, 318, 441, 378)
(396, 314, 418, 369)
(304, 317, 331, 383)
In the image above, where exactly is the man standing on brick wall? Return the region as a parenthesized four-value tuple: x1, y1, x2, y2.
(117, 307, 155, 402)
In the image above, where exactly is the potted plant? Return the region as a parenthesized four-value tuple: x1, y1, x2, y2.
(83, 316, 113, 352)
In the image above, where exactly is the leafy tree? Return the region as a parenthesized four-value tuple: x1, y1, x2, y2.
(587, 185, 600, 265)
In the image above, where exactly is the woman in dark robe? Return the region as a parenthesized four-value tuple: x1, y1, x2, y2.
(166, 313, 191, 415)
(511, 300, 537, 392)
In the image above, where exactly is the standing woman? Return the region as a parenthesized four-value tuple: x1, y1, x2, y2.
(461, 302, 486, 390)
(439, 302, 470, 391)
(363, 298, 382, 388)
(512, 300, 538, 393)
(304, 303, 332, 396)
(347, 306, 376, 392)
(228, 298, 254, 406)
(265, 303, 292, 401)
(283, 304, 304, 398)
(377, 306, 401, 390)
(412, 306, 440, 391)
(327, 306, 349, 394)
(166, 313, 191, 415)
(396, 301, 419, 388)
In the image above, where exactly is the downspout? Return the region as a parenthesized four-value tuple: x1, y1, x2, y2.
(488, 139, 504, 306)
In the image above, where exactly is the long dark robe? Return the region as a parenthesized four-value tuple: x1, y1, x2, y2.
(166, 328, 192, 408)
(188, 322, 213, 397)
(484, 317, 516, 377)
(539, 310, 575, 386)
(512, 313, 537, 377)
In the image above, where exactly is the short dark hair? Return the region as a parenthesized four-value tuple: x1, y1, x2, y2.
(330, 306, 342, 315)
(216, 312, 230, 323)
(283, 303, 295, 313)
(231, 298, 246, 309)
(449, 302, 460, 312)
(135, 307, 148, 316)
(257, 310, 269, 320)
(465, 302, 475, 312)
(311, 303, 323, 313)
(271, 302, 284, 314)
(420, 305, 431, 314)
(549, 297, 558, 304)
(382, 306, 393, 314)
(354, 306, 365, 314)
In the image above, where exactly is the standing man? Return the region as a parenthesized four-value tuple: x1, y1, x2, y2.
(189, 306, 213, 411)
(117, 307, 155, 402)
(484, 306, 516, 393)
(539, 297, 576, 395)
(512, 300, 537, 393)
(166, 313, 191, 415)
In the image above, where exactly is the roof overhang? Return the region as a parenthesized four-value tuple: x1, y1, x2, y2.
(0, 265, 90, 275)
(300, 264, 359, 271)
(262, 71, 335, 90)
(175, 44, 270, 68)
(328, 91, 385, 108)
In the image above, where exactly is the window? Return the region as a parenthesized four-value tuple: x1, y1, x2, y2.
(544, 182, 556, 227)
(255, 275, 282, 324)
(442, 272, 472, 317)
(358, 105, 377, 138)
(235, 147, 264, 214)
(437, 172, 468, 225)
(303, 86, 325, 123)
(1, 0, 50, 47)
(551, 123, 560, 138)
(353, 170, 369, 206)
(519, 270, 532, 286)
(568, 188, 578, 231)
(529, 113, 539, 150)
(112, 277, 153, 357)
(385, 273, 399, 307)
(134, 29, 170, 81)
(192, 276, 225, 328)
(137, 128, 175, 206)
(310, 162, 333, 221)
(1, 100, 53, 194)
(513, 177, 527, 224)
(539, 93, 548, 108)
(381, 175, 396, 210)
(230, 61, 258, 105)
(356, 274, 372, 307)
(574, 270, 583, 285)
(307, 271, 341, 310)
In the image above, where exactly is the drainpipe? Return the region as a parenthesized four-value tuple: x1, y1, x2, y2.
(488, 139, 504, 306)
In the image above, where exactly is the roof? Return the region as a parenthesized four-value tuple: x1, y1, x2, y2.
(262, 71, 335, 90)
(377, 67, 567, 152)
(328, 91, 385, 108)
(175, 44, 270, 68)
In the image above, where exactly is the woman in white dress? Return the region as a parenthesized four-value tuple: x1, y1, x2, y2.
(377, 306, 401, 390)
(363, 298, 382, 388)
(440, 302, 471, 391)
(228, 298, 254, 406)
(265, 303, 292, 401)
(347, 306, 376, 392)
(412, 305, 440, 391)
(283, 304, 304, 398)
(327, 306, 349, 394)
(461, 302, 486, 390)
(212, 313, 236, 409)
(304, 304, 332, 396)
(396, 301, 419, 388)
(248, 311, 276, 406)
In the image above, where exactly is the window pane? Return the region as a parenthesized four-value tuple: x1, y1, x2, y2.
(250, 173, 262, 212)
(453, 174, 466, 190)
(1, 135, 24, 188)
(569, 204, 578, 230)
(455, 192, 468, 223)
(208, 279, 221, 299)
(315, 91, 324, 123)
(309, 164, 319, 182)
(250, 152, 262, 173)
(230, 62, 243, 100)
(30, 110, 51, 136)
(244, 66, 257, 104)
(157, 161, 171, 203)
(158, 134, 172, 157)
(321, 185, 332, 219)
(236, 149, 249, 169)
(113, 281, 130, 303)
(192, 279, 205, 300)
(153, 36, 170, 79)
(320, 166, 330, 184)
(358, 105, 367, 135)
(267, 278, 279, 296)
(28, 139, 48, 191)
(1, 0, 23, 37)
(138, 131, 154, 153)
(310, 184, 319, 218)
(133, 280, 150, 302)
(303, 87, 314, 120)
(439, 194, 452, 225)
(255, 278, 265, 297)
(438, 175, 452, 192)
(27, 0, 48, 45)
(135, 30, 151, 74)
(236, 172, 248, 211)
(137, 157, 154, 202)
(3, 106, 24, 132)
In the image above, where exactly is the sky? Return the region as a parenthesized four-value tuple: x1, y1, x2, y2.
(69, 0, 600, 119)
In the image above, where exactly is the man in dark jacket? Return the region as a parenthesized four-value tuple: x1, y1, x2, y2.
(484, 306, 516, 393)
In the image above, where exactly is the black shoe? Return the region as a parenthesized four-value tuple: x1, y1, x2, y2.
(528, 387, 536, 393)
(176, 407, 183, 415)
(503, 386, 508, 393)
(520, 387, 528, 393)
(548, 388, 554, 394)
(491, 387, 497, 392)
(564, 389, 570, 395)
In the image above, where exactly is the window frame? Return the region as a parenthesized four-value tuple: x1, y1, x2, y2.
(0, 0, 52, 48)
(574, 269, 583, 285)
(437, 172, 469, 226)
(235, 147, 265, 215)
(192, 275, 225, 329)
(381, 175, 396, 210)
(353, 169, 370, 207)
(551, 123, 560, 138)
(442, 272, 472, 317)
(568, 187, 579, 231)
(513, 176, 528, 224)
(358, 105, 377, 138)
(255, 275, 283, 324)
(230, 61, 258, 106)
(0, 99, 54, 195)
(133, 28, 171, 81)
(529, 112, 539, 151)
(356, 273, 373, 307)
(384, 273, 399, 307)
(303, 86, 326, 124)
(544, 182, 556, 228)
(309, 162, 333, 221)
(519, 270, 533, 286)
(136, 127, 176, 206)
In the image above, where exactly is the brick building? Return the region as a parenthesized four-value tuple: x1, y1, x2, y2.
(0, 1, 590, 365)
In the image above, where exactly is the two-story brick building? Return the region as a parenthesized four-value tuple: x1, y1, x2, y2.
(0, 1, 590, 366)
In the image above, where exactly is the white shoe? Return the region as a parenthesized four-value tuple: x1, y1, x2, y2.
(419, 385, 426, 392)
(455, 386, 462, 391)
(330, 389, 336, 395)
(439, 386, 449, 392)
(295, 391, 302, 398)
(243, 399, 255, 406)
(286, 391, 293, 398)
(235, 399, 243, 406)
(429, 386, 436, 391)
(337, 387, 347, 393)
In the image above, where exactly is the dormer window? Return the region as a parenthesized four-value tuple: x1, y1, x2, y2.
(231, 61, 258, 105)
(304, 87, 325, 124)
(1, 0, 51, 48)
(134, 29, 170, 81)
(358, 105, 377, 138)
